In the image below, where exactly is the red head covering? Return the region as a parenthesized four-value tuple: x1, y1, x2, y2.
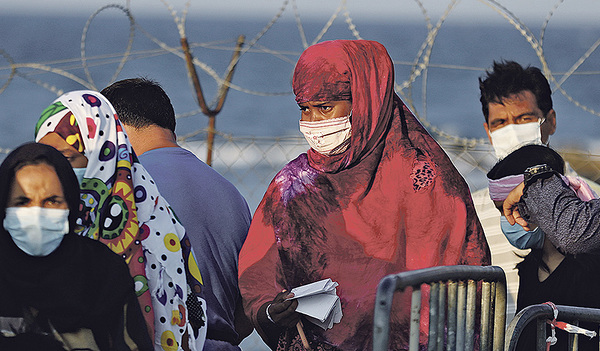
(293, 40, 394, 173)
(239, 40, 489, 350)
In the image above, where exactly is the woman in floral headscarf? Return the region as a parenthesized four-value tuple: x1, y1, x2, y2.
(238, 40, 490, 350)
(35, 91, 206, 351)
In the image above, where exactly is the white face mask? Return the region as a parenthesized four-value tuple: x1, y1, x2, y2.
(299, 114, 352, 155)
(490, 120, 544, 159)
(3, 207, 69, 256)
(73, 167, 86, 185)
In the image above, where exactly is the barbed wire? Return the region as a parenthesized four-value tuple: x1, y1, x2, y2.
(81, 4, 135, 89)
(1, 0, 599, 150)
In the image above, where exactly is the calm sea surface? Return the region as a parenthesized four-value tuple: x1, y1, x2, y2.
(3, 12, 600, 206)
(2, 14, 600, 147)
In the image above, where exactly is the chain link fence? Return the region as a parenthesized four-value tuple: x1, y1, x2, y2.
(2, 0, 600, 210)
(180, 132, 600, 212)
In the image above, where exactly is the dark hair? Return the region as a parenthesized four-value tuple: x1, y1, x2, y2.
(0, 143, 80, 231)
(487, 144, 564, 180)
(100, 78, 176, 132)
(479, 60, 553, 122)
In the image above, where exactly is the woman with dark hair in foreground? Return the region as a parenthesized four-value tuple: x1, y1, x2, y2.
(0, 142, 152, 350)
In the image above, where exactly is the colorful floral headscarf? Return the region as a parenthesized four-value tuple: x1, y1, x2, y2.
(35, 90, 206, 351)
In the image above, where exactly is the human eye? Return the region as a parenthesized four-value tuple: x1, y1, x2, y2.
(518, 115, 537, 123)
(45, 196, 65, 208)
(319, 105, 333, 112)
(9, 196, 30, 207)
(59, 151, 74, 162)
(489, 119, 506, 129)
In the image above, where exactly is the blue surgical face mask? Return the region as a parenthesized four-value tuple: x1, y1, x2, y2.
(73, 167, 86, 185)
(500, 216, 545, 250)
(3, 207, 69, 256)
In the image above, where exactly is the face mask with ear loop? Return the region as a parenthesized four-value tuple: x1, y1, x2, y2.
(3, 207, 69, 256)
(499, 216, 545, 250)
(490, 119, 545, 159)
(73, 167, 86, 184)
(299, 113, 352, 155)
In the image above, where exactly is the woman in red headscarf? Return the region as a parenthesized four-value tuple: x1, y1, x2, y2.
(238, 40, 490, 350)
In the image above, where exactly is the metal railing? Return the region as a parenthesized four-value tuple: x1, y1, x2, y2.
(373, 265, 506, 351)
(505, 304, 600, 351)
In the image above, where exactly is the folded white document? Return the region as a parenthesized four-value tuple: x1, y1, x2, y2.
(288, 278, 343, 330)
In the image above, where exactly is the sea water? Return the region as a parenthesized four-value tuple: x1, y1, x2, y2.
(2, 13, 600, 145)
(1, 11, 600, 350)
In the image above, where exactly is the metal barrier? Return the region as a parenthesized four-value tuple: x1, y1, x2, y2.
(505, 304, 600, 351)
(373, 265, 506, 351)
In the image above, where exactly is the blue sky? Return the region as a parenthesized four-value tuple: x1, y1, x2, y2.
(2, 0, 598, 24)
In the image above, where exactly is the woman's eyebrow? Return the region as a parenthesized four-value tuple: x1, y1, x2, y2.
(45, 195, 64, 200)
(10, 195, 29, 203)
(58, 148, 77, 156)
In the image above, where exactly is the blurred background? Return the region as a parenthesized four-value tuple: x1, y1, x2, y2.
(1, 2, 600, 347)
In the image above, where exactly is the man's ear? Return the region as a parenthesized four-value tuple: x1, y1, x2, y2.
(484, 121, 493, 144)
(542, 109, 557, 143)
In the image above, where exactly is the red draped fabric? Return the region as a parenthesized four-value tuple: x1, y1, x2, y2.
(239, 40, 490, 350)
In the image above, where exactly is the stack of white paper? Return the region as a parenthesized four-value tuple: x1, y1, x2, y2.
(288, 278, 343, 330)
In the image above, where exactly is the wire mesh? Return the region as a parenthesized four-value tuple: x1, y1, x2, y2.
(2, 0, 600, 212)
(179, 131, 600, 211)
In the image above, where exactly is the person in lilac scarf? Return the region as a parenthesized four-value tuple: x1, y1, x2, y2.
(490, 144, 600, 350)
